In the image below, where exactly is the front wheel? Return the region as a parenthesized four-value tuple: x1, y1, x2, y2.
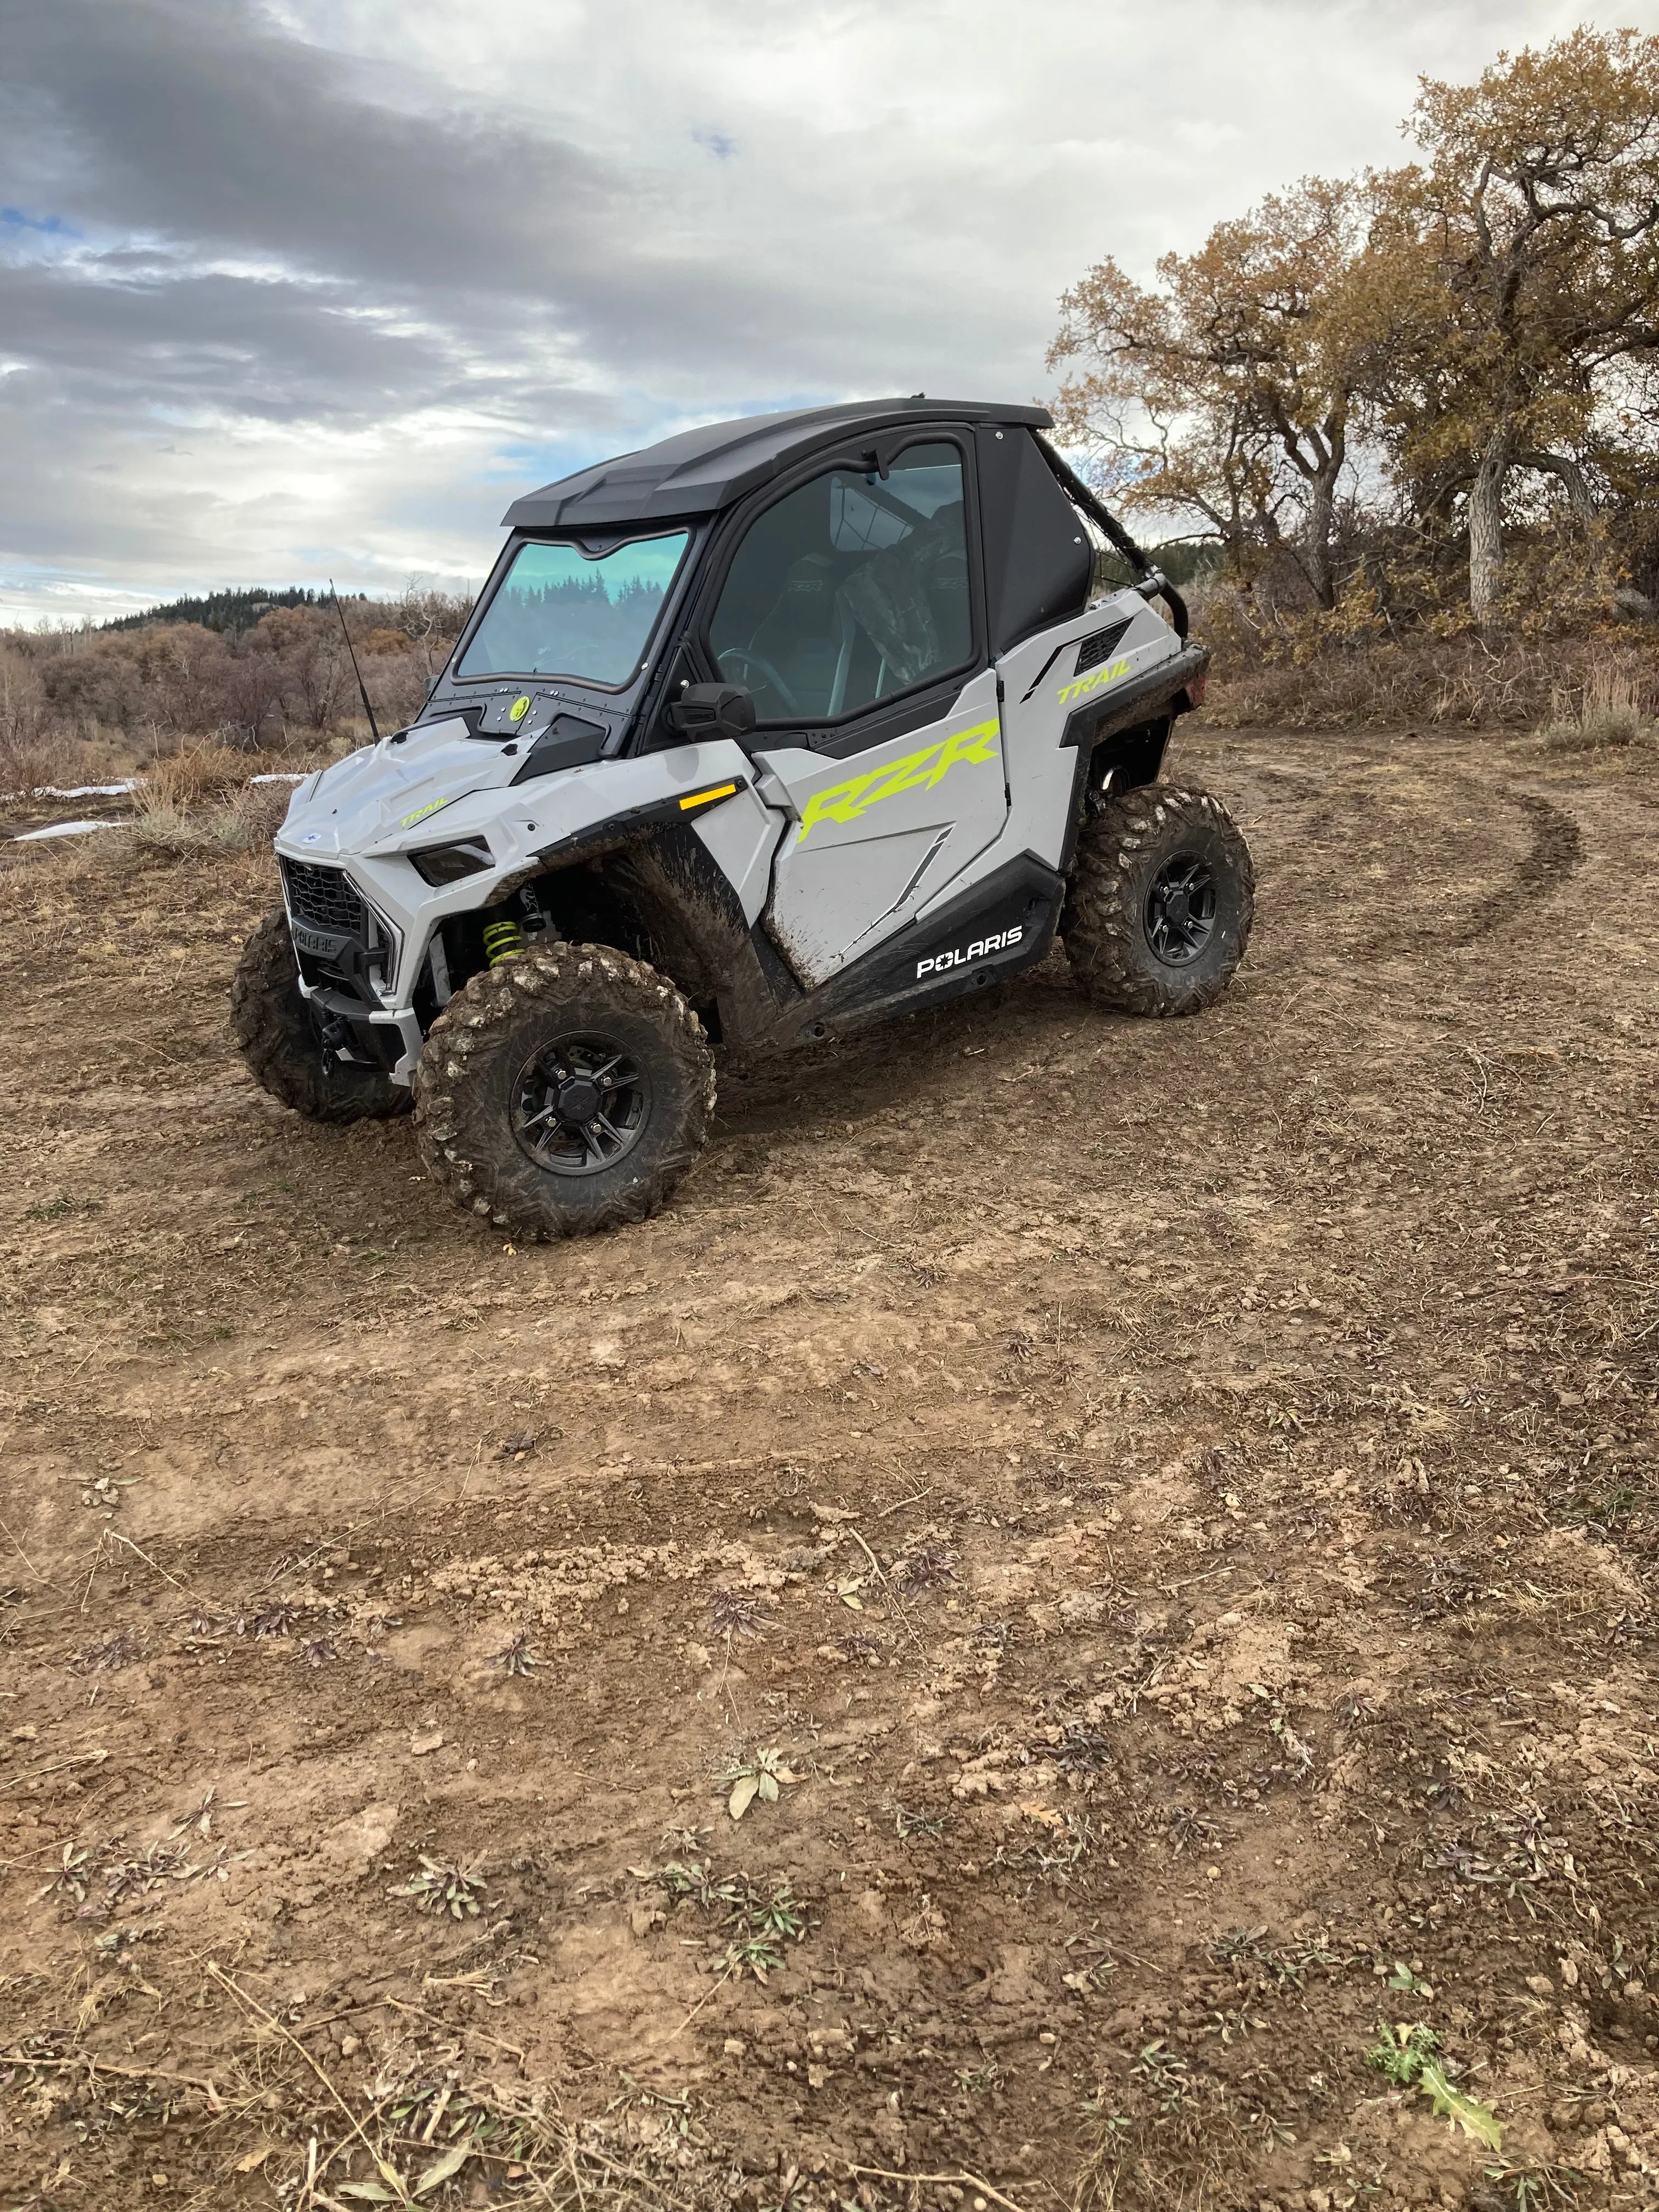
(411, 944, 715, 1239)
(1062, 783, 1254, 1016)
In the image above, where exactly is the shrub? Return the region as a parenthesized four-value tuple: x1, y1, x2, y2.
(140, 745, 253, 808)
(0, 586, 471, 761)
(0, 647, 81, 793)
(125, 780, 292, 860)
(1537, 662, 1654, 750)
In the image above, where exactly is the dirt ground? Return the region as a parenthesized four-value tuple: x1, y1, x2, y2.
(3, 726, 1657, 2212)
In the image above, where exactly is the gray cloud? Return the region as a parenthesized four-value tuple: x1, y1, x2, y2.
(3, 0, 1656, 619)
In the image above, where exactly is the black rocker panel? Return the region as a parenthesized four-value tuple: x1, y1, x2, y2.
(783, 853, 1066, 1043)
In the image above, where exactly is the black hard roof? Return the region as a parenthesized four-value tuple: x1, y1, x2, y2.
(501, 397, 1053, 532)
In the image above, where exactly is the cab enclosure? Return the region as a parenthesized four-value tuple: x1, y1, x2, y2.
(270, 397, 1206, 1080)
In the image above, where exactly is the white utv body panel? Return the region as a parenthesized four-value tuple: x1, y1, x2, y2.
(687, 780, 782, 927)
(753, 668, 1008, 985)
(996, 593, 1176, 870)
(274, 724, 760, 1081)
(911, 590, 1179, 926)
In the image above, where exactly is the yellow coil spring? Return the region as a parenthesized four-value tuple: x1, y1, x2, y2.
(482, 918, 524, 967)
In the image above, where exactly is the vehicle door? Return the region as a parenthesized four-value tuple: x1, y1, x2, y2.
(705, 437, 1008, 988)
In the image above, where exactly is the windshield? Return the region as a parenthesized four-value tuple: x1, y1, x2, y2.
(458, 531, 690, 686)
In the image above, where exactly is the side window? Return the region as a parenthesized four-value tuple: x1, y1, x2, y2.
(708, 442, 971, 726)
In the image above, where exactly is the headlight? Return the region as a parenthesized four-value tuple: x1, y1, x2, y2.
(409, 838, 493, 886)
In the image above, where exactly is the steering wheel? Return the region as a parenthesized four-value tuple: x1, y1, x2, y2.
(716, 646, 800, 716)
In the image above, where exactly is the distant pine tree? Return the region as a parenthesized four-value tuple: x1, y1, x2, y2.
(1095, 540, 1221, 591)
(102, 586, 336, 635)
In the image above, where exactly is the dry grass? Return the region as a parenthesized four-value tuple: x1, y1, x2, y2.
(1537, 660, 1657, 751)
(111, 736, 324, 857)
(0, 727, 86, 799)
(1199, 614, 1659, 733)
(122, 780, 293, 859)
(4, 1983, 728, 2210)
(139, 743, 257, 808)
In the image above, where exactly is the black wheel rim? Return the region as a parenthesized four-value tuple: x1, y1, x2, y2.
(512, 1032, 651, 1177)
(1144, 851, 1217, 967)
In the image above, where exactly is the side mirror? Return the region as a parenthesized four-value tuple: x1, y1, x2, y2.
(665, 681, 757, 743)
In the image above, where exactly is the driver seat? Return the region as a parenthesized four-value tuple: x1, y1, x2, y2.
(743, 554, 838, 712)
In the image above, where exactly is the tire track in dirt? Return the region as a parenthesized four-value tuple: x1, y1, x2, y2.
(1359, 786, 1583, 960)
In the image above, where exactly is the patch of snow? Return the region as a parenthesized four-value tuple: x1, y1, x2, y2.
(0, 780, 137, 802)
(10, 818, 121, 843)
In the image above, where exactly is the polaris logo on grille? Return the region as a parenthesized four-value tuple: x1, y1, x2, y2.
(916, 924, 1023, 980)
(291, 923, 343, 957)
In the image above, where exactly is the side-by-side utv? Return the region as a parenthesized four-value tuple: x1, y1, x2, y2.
(232, 398, 1253, 1237)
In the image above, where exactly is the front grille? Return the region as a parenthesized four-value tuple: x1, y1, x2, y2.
(281, 857, 366, 936)
(1075, 617, 1132, 674)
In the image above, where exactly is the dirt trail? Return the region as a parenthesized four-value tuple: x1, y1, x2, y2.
(2, 727, 1657, 2211)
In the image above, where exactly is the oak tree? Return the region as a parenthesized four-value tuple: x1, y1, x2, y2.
(1376, 29, 1659, 625)
(1052, 29, 1659, 629)
(1048, 180, 1369, 608)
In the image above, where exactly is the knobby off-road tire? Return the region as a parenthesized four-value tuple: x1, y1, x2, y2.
(230, 906, 411, 1123)
(412, 942, 715, 1240)
(1062, 783, 1255, 1017)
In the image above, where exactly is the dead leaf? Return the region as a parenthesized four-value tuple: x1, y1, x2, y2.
(234, 2144, 273, 2174)
(414, 2141, 471, 2196)
(1018, 1801, 1065, 1829)
(728, 1773, 760, 1820)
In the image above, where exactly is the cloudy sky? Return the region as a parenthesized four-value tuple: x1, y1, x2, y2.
(3, 0, 1654, 624)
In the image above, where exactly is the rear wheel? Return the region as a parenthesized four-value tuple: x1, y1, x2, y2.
(412, 943, 714, 1239)
(230, 906, 410, 1122)
(1062, 783, 1254, 1016)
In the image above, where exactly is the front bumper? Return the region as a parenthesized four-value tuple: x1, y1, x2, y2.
(279, 856, 425, 1084)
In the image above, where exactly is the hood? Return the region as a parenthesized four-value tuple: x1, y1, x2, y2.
(276, 716, 512, 859)
(272, 715, 755, 885)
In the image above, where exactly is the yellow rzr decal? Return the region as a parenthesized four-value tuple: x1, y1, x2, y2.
(1056, 656, 1131, 708)
(398, 795, 455, 828)
(679, 782, 739, 811)
(798, 719, 1001, 842)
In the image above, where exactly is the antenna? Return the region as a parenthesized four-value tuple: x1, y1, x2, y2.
(329, 579, 381, 742)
